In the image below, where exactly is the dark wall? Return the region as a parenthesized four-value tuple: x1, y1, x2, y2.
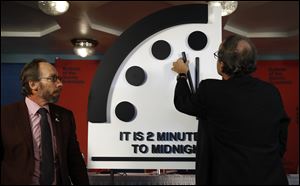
(1, 63, 24, 105)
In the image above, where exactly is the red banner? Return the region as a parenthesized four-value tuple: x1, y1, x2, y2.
(54, 59, 100, 161)
(252, 60, 299, 173)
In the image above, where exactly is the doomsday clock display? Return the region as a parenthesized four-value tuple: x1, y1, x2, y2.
(88, 4, 221, 169)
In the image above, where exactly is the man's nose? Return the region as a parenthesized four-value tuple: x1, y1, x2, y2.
(56, 79, 63, 88)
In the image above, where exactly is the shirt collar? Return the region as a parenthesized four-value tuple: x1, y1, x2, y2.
(25, 97, 50, 116)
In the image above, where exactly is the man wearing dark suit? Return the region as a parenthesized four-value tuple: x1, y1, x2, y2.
(1, 59, 89, 185)
(172, 35, 290, 185)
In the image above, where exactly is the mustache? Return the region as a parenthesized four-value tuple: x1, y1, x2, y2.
(54, 88, 62, 94)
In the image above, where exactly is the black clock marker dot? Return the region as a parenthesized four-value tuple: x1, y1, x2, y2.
(115, 101, 136, 122)
(151, 40, 171, 60)
(126, 66, 146, 86)
(188, 31, 207, 51)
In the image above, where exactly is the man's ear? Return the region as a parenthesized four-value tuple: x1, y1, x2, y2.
(29, 80, 39, 92)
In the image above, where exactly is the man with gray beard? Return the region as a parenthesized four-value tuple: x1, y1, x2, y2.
(1, 59, 89, 185)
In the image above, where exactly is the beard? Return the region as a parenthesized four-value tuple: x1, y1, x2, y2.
(46, 92, 60, 103)
(39, 84, 61, 103)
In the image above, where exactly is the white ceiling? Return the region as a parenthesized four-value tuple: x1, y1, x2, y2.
(1, 1, 299, 56)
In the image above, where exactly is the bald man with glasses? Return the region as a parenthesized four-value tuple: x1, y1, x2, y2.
(172, 35, 289, 185)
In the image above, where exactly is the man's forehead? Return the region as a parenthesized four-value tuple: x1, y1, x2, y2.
(39, 62, 57, 74)
(218, 42, 224, 50)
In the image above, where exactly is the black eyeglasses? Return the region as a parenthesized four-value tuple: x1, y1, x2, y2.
(214, 51, 219, 60)
(39, 75, 62, 83)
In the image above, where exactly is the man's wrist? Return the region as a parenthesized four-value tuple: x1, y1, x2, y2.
(177, 73, 187, 80)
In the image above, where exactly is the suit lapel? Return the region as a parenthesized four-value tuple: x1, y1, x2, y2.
(49, 104, 63, 160)
(18, 101, 34, 153)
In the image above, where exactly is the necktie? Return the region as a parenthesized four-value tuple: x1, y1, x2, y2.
(38, 108, 54, 185)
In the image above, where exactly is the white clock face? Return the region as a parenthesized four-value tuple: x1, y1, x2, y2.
(88, 4, 221, 169)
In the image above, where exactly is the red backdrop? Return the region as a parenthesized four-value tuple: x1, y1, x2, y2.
(54, 59, 100, 162)
(252, 60, 299, 173)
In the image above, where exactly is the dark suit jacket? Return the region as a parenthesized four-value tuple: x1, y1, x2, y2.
(1, 100, 89, 185)
(174, 75, 289, 185)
